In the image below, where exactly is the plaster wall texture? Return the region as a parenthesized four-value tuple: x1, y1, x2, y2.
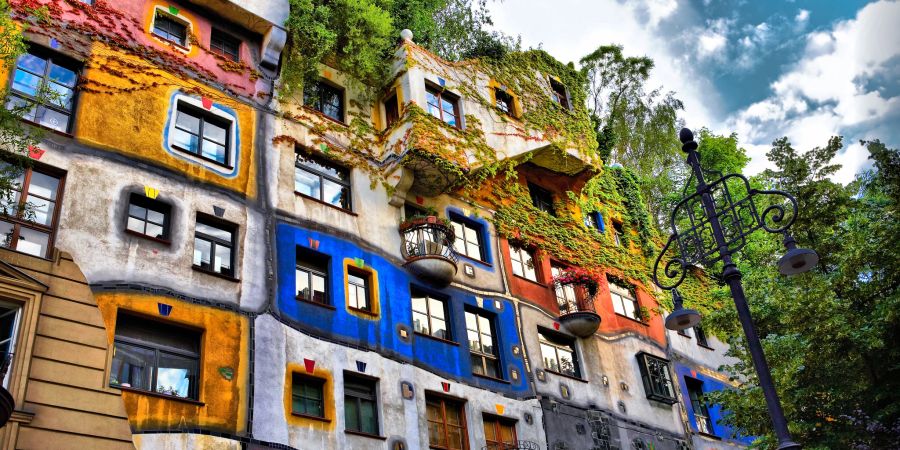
(252, 314, 545, 450)
(133, 433, 241, 450)
(668, 328, 739, 372)
(34, 147, 267, 310)
(519, 304, 684, 436)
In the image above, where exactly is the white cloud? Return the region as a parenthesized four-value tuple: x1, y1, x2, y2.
(725, 0, 900, 184)
(795, 9, 810, 24)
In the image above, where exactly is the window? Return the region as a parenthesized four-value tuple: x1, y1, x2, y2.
(686, 377, 714, 435)
(426, 394, 468, 450)
(465, 310, 499, 379)
(210, 29, 240, 62)
(539, 329, 579, 378)
(636, 352, 677, 404)
(344, 373, 379, 435)
(509, 245, 537, 282)
(694, 325, 710, 348)
(551, 264, 577, 312)
(291, 373, 325, 418)
(7, 48, 79, 133)
(425, 85, 460, 128)
(610, 282, 640, 321)
(0, 305, 21, 388)
(125, 193, 171, 241)
(296, 248, 328, 305)
(152, 11, 188, 46)
(450, 217, 484, 261)
(109, 313, 200, 400)
(584, 211, 604, 232)
(193, 215, 236, 277)
(613, 221, 624, 246)
(494, 89, 514, 115)
(347, 268, 372, 312)
(384, 93, 399, 128)
(404, 203, 428, 220)
(549, 77, 570, 110)
(295, 151, 352, 210)
(528, 182, 555, 216)
(0, 164, 63, 258)
(483, 415, 517, 450)
(304, 80, 344, 122)
(411, 289, 450, 340)
(171, 101, 231, 166)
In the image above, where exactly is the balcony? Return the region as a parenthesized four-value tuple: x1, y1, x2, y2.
(0, 353, 15, 427)
(482, 441, 540, 450)
(399, 216, 458, 286)
(553, 270, 602, 337)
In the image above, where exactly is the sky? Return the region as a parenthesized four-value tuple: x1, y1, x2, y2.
(487, 0, 900, 184)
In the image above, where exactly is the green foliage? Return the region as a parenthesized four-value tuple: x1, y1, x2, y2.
(705, 138, 900, 449)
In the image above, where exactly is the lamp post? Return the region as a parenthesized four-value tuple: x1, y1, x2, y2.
(653, 128, 818, 450)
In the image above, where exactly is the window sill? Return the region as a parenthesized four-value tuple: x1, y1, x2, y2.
(473, 373, 509, 384)
(294, 192, 357, 216)
(20, 118, 74, 138)
(414, 332, 459, 346)
(512, 274, 547, 288)
(124, 229, 172, 245)
(615, 313, 649, 326)
(172, 144, 234, 170)
(348, 306, 377, 317)
(678, 332, 691, 338)
(696, 431, 721, 440)
(151, 33, 191, 52)
(296, 297, 336, 310)
(698, 343, 715, 351)
(115, 385, 204, 406)
(301, 106, 348, 128)
(291, 412, 331, 422)
(544, 369, 588, 383)
(0, 246, 54, 262)
(192, 265, 240, 282)
(457, 253, 492, 269)
(344, 430, 387, 440)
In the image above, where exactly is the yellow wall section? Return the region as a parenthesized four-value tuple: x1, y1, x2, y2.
(343, 258, 381, 320)
(74, 41, 257, 197)
(283, 363, 335, 431)
(95, 293, 249, 434)
(144, 2, 201, 58)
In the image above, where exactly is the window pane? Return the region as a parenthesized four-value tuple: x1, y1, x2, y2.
(25, 195, 54, 226)
(110, 341, 154, 390)
(499, 422, 515, 442)
(411, 295, 428, 314)
(176, 110, 200, 134)
(17, 53, 46, 74)
(448, 426, 465, 450)
(360, 399, 377, 434)
(431, 319, 447, 339)
(145, 222, 165, 239)
(49, 63, 77, 87)
(484, 419, 497, 440)
(468, 329, 480, 352)
(6, 95, 36, 122)
(471, 354, 484, 375)
(428, 421, 445, 446)
(172, 128, 199, 153)
(0, 221, 14, 249)
(322, 180, 348, 208)
(296, 268, 310, 300)
(15, 227, 48, 256)
(611, 293, 625, 316)
(445, 403, 461, 425)
(412, 311, 430, 335)
(128, 203, 146, 220)
(294, 168, 321, 198)
(311, 273, 326, 304)
(345, 398, 360, 431)
(193, 238, 211, 268)
(214, 244, 232, 275)
(201, 139, 227, 164)
(540, 343, 559, 372)
(195, 222, 232, 241)
(624, 297, 637, 319)
(157, 352, 196, 398)
(426, 91, 440, 109)
(203, 121, 227, 144)
(147, 208, 166, 225)
(12, 70, 41, 96)
(37, 107, 69, 132)
(47, 82, 74, 109)
(429, 298, 445, 320)
(127, 217, 145, 234)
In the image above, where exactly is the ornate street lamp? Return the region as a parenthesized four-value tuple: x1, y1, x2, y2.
(653, 128, 817, 450)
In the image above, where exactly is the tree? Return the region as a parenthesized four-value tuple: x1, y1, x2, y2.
(705, 138, 900, 449)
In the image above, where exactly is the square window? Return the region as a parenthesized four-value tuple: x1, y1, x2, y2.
(8, 48, 81, 133)
(295, 151, 352, 210)
(292, 373, 326, 418)
(383, 93, 399, 128)
(636, 352, 677, 404)
(172, 101, 232, 167)
(609, 281, 640, 321)
(450, 217, 485, 262)
(210, 29, 240, 62)
(344, 373, 379, 435)
(347, 268, 372, 312)
(126, 193, 171, 241)
(584, 211, 605, 233)
(109, 312, 201, 400)
(509, 244, 538, 282)
(549, 77, 570, 110)
(466, 310, 500, 379)
(694, 324, 710, 348)
(193, 215, 236, 277)
(538, 329, 580, 378)
(304, 80, 344, 122)
(425, 85, 460, 128)
(411, 288, 450, 341)
(152, 11, 188, 46)
(426, 394, 468, 450)
(613, 221, 624, 246)
(494, 88, 514, 115)
(483, 414, 517, 449)
(528, 182, 555, 216)
(0, 163, 64, 258)
(296, 247, 329, 305)
(686, 377, 715, 435)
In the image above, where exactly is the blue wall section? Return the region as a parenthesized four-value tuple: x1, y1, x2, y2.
(445, 206, 495, 271)
(674, 362, 754, 445)
(276, 222, 529, 395)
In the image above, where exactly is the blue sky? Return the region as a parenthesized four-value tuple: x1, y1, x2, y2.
(488, 0, 900, 183)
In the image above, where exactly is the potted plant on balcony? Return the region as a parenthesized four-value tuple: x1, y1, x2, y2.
(398, 206, 452, 231)
(552, 267, 601, 299)
(398, 206, 458, 286)
(552, 268, 602, 337)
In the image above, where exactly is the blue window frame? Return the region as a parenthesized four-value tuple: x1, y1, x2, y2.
(584, 211, 605, 232)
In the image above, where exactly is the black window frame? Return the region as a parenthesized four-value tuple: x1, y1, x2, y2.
(465, 309, 501, 380)
(494, 88, 514, 116)
(636, 352, 677, 404)
(8, 45, 82, 134)
(171, 100, 233, 168)
(291, 372, 326, 418)
(209, 28, 241, 62)
(383, 92, 399, 128)
(694, 324, 710, 348)
(192, 214, 237, 278)
(296, 247, 330, 306)
(528, 182, 555, 216)
(450, 216, 485, 262)
(304, 79, 345, 122)
(685, 377, 715, 435)
(346, 267, 373, 313)
(152, 11, 188, 47)
(109, 312, 201, 401)
(411, 287, 451, 341)
(343, 372, 380, 435)
(0, 163, 65, 259)
(548, 77, 571, 110)
(538, 328, 580, 378)
(425, 84, 461, 129)
(125, 193, 172, 242)
(612, 221, 624, 246)
(294, 150, 352, 211)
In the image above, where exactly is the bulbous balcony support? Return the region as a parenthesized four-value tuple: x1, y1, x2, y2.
(399, 217, 458, 287)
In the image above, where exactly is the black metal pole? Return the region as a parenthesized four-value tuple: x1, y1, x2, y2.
(683, 142, 801, 450)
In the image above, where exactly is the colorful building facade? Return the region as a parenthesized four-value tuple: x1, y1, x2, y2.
(0, 1, 749, 449)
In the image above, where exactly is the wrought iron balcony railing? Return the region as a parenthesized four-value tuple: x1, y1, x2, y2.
(399, 216, 458, 286)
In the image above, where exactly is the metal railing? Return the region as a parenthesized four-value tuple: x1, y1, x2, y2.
(399, 217, 458, 263)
